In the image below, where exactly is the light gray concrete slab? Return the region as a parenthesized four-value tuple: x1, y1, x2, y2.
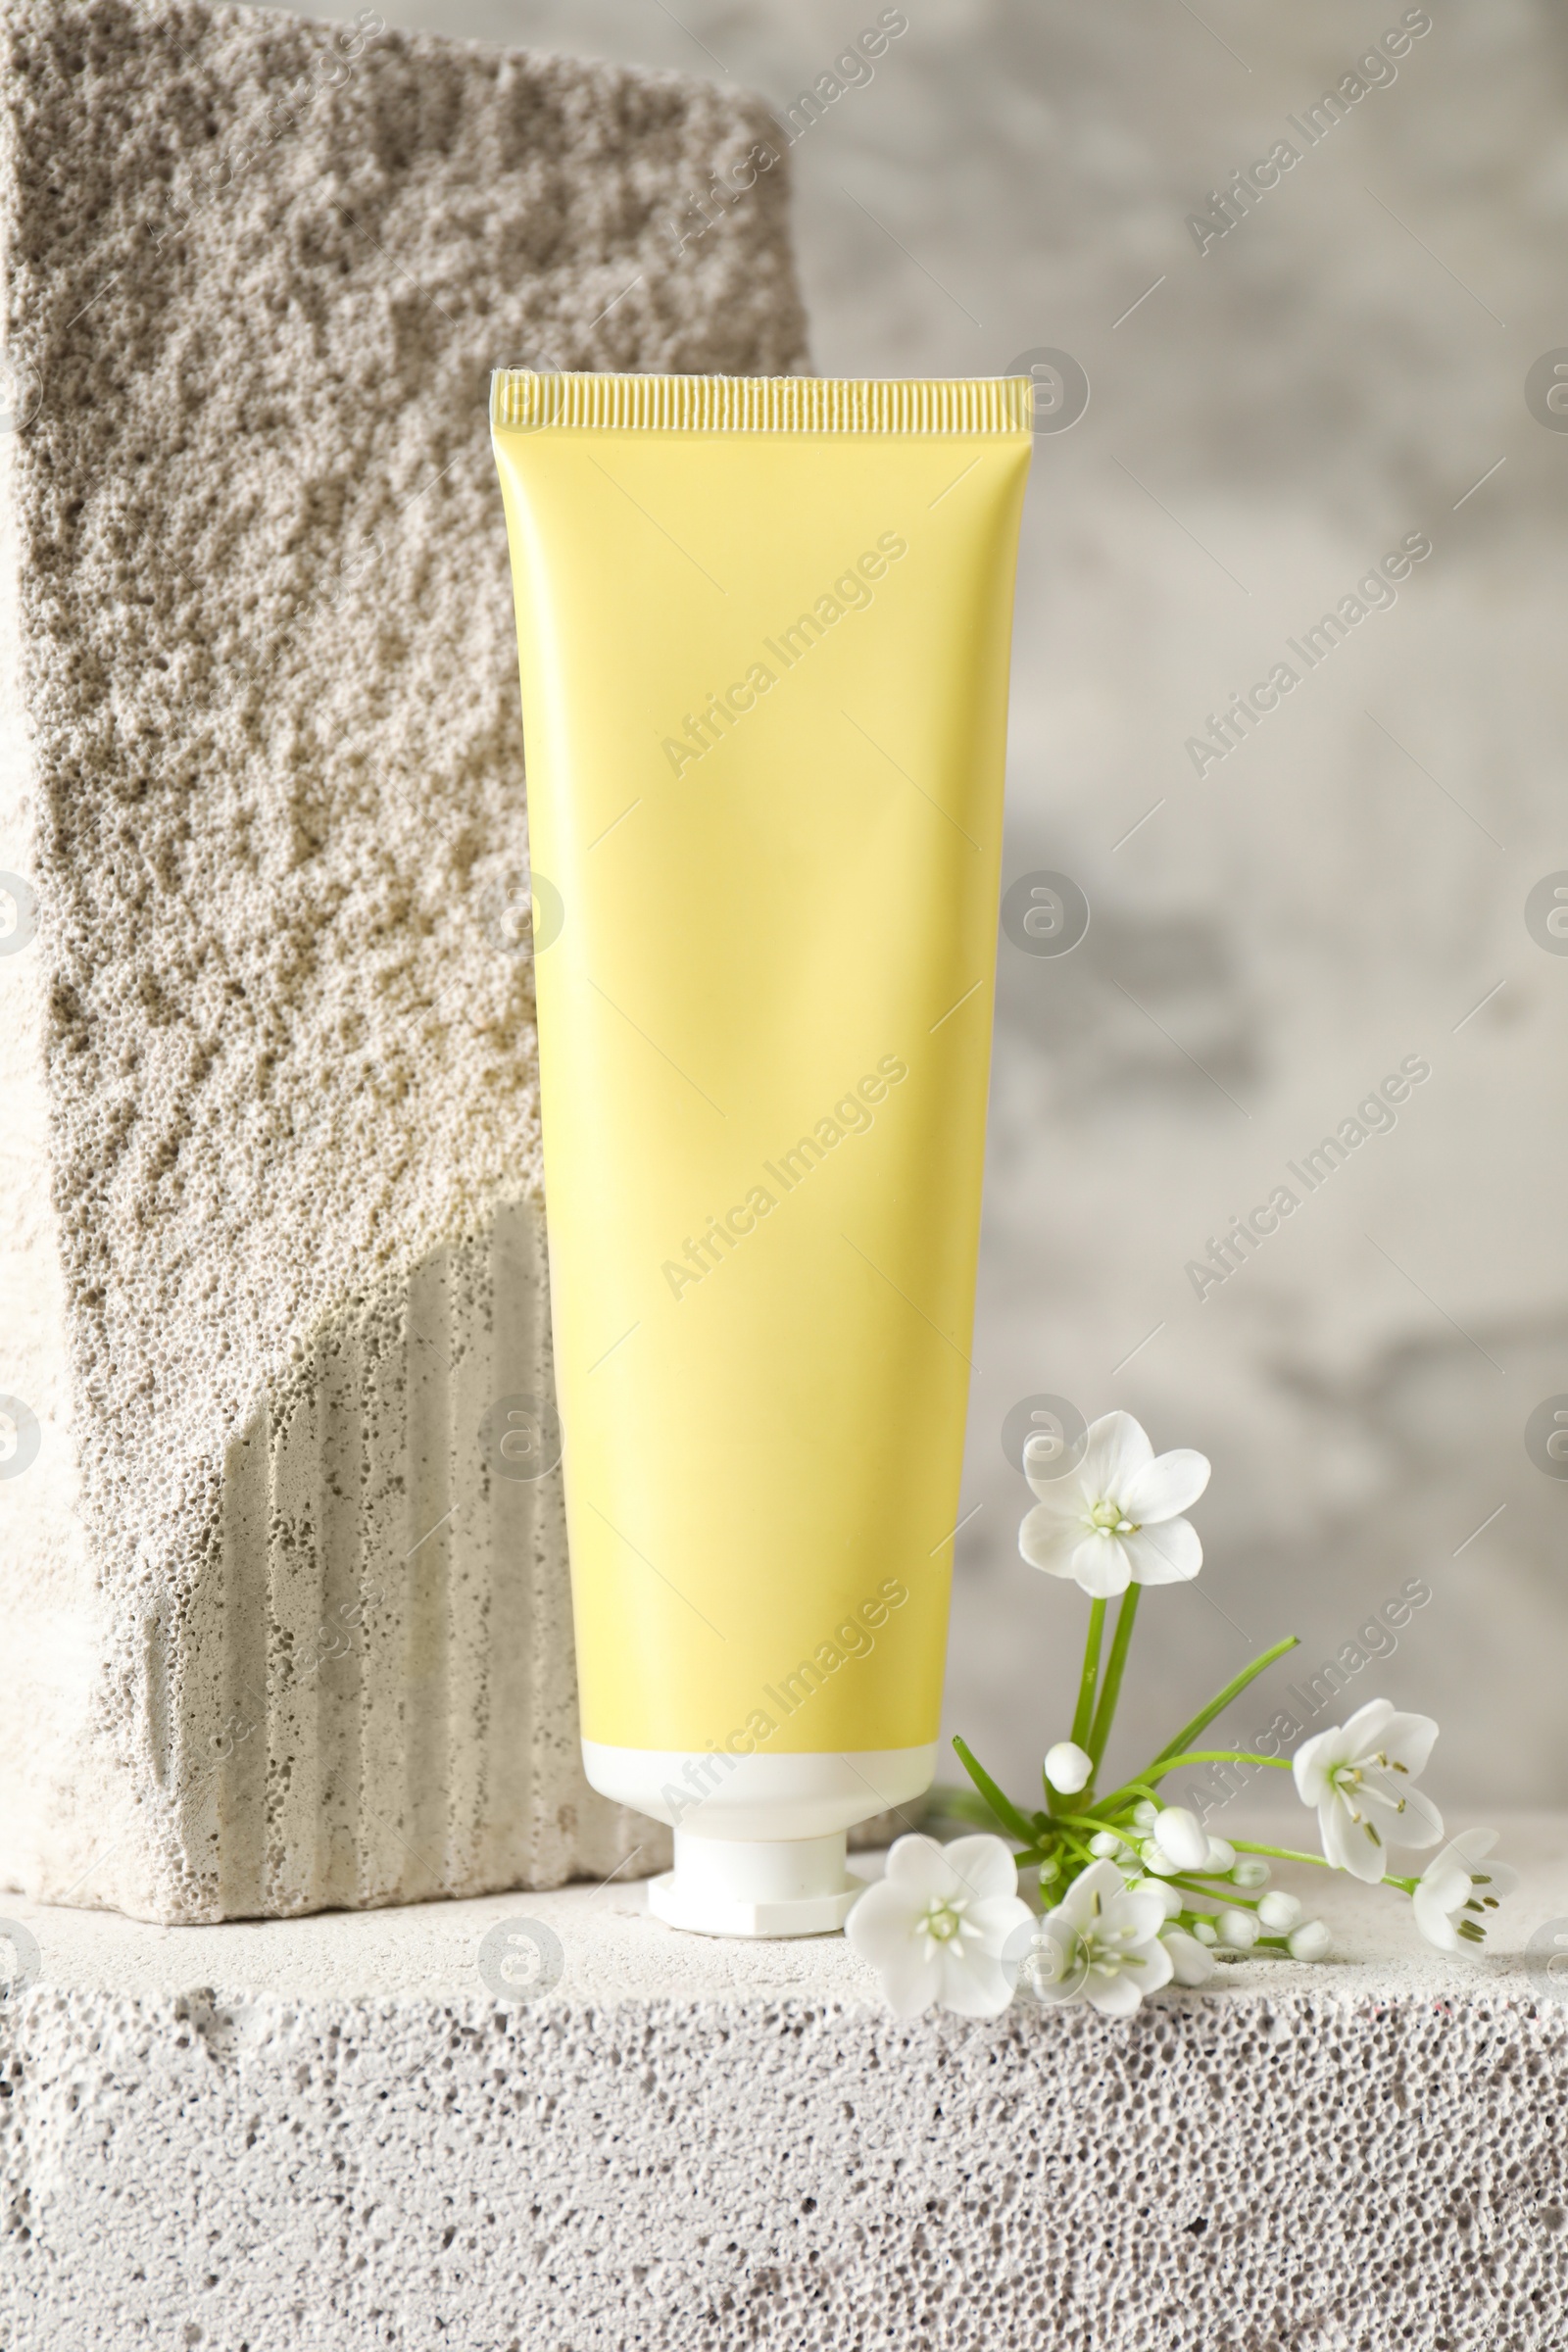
(3, 1821, 1567, 2346)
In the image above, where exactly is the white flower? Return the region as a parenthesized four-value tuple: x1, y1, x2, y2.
(1192, 1917, 1219, 1945)
(1045, 1740, 1092, 1794)
(1217, 1907, 1258, 1949)
(1018, 1410, 1211, 1599)
(1151, 1804, 1209, 1871)
(1161, 1926, 1216, 1985)
(1025, 1861, 1175, 2017)
(1089, 1831, 1125, 1859)
(1288, 1919, 1331, 1960)
(1411, 1829, 1518, 1953)
(1293, 1698, 1444, 1883)
(1204, 1837, 1236, 1872)
(847, 1835, 1032, 2019)
(1257, 1890, 1302, 1932)
(1230, 1858, 1270, 1889)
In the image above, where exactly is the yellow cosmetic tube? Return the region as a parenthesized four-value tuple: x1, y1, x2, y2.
(491, 372, 1031, 1935)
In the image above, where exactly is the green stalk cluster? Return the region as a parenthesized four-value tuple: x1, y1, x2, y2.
(946, 1614, 1313, 1942)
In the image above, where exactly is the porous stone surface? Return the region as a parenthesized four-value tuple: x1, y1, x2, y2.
(2, 1822, 1566, 2349)
(0, 0, 808, 1923)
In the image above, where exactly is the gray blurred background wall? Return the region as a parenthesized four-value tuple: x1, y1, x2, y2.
(269, 0, 1568, 1819)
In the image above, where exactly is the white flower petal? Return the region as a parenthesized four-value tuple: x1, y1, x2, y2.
(1130, 1937, 1175, 1996)
(878, 1938, 945, 2016)
(937, 1835, 1019, 1906)
(1161, 1927, 1215, 1986)
(1359, 1776, 1443, 1851)
(1084, 1967, 1145, 2017)
(1336, 1696, 1396, 1759)
(1288, 1919, 1331, 1960)
(1321, 1798, 1389, 1884)
(1119, 1447, 1212, 1527)
(845, 1878, 923, 1958)
(1078, 1410, 1154, 1504)
(1114, 1886, 1173, 1945)
(1411, 1886, 1460, 1952)
(938, 1946, 1016, 2018)
(879, 1834, 952, 1897)
(1373, 1709, 1440, 1780)
(1021, 1466, 1092, 1516)
(1417, 1858, 1471, 1912)
(846, 1883, 936, 2011)
(969, 1894, 1035, 1949)
(1124, 1517, 1201, 1586)
(1068, 1534, 1135, 1599)
(1056, 1860, 1126, 1934)
(1018, 1507, 1088, 1577)
(1292, 1724, 1346, 1808)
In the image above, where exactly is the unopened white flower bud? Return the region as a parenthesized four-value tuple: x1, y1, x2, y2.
(1161, 1927, 1216, 1986)
(1258, 1890, 1302, 1932)
(1288, 1919, 1331, 1961)
(1204, 1837, 1236, 1872)
(1045, 1741, 1092, 1795)
(1230, 1858, 1270, 1889)
(1089, 1831, 1122, 1858)
(1192, 1918, 1219, 1945)
(1152, 1805, 1210, 1871)
(1131, 1799, 1159, 1831)
(1140, 1841, 1179, 1877)
(1217, 1908, 1259, 1948)
(1151, 1880, 1182, 1920)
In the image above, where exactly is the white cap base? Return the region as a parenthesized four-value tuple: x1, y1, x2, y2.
(647, 1830, 860, 1939)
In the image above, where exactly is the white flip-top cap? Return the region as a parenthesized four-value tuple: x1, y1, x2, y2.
(582, 1741, 938, 1938)
(648, 1830, 860, 1938)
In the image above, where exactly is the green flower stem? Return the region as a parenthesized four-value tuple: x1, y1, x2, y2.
(1145, 1749, 1294, 1782)
(1047, 1813, 1129, 1843)
(1230, 1838, 1331, 1871)
(1069, 1600, 1107, 1751)
(1167, 1877, 1261, 1910)
(951, 1737, 1039, 1845)
(1094, 1750, 1289, 1816)
(1086, 1588, 1141, 1770)
(1144, 1634, 1300, 1774)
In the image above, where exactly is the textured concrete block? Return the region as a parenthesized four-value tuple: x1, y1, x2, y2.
(1, 1822, 1565, 2347)
(0, 0, 808, 1922)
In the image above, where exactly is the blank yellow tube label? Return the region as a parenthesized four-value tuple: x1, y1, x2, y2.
(491, 373, 1032, 1754)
